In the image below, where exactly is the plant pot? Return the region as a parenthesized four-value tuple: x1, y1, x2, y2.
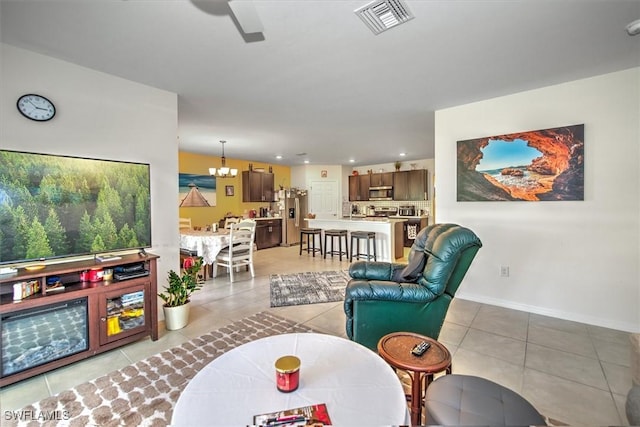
(163, 303, 190, 330)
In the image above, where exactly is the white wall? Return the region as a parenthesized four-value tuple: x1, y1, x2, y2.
(435, 68, 640, 332)
(1, 44, 179, 289)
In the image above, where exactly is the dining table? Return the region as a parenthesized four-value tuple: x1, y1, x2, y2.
(179, 229, 231, 265)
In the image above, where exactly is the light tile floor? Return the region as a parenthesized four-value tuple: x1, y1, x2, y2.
(0, 245, 632, 425)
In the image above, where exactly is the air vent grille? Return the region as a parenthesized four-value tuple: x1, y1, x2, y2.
(354, 0, 414, 35)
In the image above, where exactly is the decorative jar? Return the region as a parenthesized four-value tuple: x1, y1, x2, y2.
(275, 355, 300, 392)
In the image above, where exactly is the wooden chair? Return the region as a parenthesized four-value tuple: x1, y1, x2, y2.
(213, 219, 256, 282)
(224, 217, 240, 230)
(236, 218, 256, 230)
(179, 217, 192, 230)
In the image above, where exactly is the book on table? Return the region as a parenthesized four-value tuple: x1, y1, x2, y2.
(96, 253, 122, 262)
(253, 403, 332, 426)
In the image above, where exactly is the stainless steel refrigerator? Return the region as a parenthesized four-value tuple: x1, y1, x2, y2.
(281, 189, 308, 246)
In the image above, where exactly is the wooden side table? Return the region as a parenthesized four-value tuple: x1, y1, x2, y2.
(377, 332, 452, 426)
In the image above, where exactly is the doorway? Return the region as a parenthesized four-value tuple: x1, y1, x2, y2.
(310, 180, 338, 219)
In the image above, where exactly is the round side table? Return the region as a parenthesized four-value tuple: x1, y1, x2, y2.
(377, 332, 452, 426)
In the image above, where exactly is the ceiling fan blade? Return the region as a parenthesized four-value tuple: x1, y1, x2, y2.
(228, 0, 264, 34)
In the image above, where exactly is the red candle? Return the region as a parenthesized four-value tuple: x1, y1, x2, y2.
(89, 268, 103, 282)
(275, 355, 300, 392)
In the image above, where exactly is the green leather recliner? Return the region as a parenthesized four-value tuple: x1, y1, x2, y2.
(344, 223, 482, 350)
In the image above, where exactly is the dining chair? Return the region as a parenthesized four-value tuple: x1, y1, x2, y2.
(179, 217, 192, 230)
(213, 219, 256, 282)
(224, 217, 240, 230)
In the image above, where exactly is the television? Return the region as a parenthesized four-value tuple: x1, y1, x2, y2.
(0, 150, 151, 266)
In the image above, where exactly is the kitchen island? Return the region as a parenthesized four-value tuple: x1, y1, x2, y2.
(305, 217, 408, 262)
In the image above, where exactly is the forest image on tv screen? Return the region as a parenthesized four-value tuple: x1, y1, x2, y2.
(0, 151, 151, 265)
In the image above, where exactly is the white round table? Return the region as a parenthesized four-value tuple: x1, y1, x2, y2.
(172, 333, 409, 426)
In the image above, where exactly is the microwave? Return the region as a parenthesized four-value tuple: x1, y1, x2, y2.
(369, 186, 393, 200)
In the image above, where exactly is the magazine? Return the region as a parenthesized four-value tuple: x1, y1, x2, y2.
(253, 403, 332, 426)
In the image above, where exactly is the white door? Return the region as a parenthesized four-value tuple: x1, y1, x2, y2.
(310, 180, 338, 219)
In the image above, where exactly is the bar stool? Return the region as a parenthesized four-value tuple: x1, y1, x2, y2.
(350, 231, 377, 262)
(324, 229, 349, 261)
(299, 228, 323, 256)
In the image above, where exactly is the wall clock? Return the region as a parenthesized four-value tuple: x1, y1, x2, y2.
(16, 94, 56, 121)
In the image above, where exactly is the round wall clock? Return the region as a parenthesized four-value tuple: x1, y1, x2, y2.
(16, 94, 56, 121)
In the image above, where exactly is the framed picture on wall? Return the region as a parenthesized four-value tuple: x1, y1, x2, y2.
(225, 185, 234, 196)
(456, 124, 584, 201)
(179, 173, 216, 207)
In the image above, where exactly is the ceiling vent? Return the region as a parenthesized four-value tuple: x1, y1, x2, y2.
(354, 0, 414, 35)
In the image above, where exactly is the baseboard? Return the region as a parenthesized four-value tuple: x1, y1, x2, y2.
(457, 292, 639, 333)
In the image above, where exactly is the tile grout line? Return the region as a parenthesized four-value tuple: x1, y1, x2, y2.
(521, 311, 530, 395)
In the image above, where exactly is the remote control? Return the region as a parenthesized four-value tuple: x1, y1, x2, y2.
(411, 341, 431, 356)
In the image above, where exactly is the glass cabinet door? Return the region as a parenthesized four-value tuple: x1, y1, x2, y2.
(100, 285, 148, 345)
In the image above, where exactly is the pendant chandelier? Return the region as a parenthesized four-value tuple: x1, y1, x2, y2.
(209, 140, 238, 178)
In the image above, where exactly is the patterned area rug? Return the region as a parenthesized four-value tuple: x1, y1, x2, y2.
(6, 312, 317, 427)
(269, 271, 351, 307)
(7, 311, 566, 427)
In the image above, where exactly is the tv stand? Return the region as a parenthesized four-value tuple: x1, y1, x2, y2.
(0, 253, 159, 387)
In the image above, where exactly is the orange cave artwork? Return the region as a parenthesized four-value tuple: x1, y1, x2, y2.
(457, 124, 584, 201)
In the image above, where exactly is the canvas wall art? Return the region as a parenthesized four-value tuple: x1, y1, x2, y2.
(457, 124, 584, 201)
(178, 173, 216, 207)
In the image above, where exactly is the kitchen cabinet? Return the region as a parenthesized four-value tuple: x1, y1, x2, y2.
(348, 175, 358, 201)
(242, 171, 275, 202)
(369, 172, 393, 187)
(394, 221, 405, 259)
(393, 169, 428, 201)
(407, 169, 428, 201)
(393, 171, 409, 200)
(348, 174, 370, 201)
(255, 219, 282, 249)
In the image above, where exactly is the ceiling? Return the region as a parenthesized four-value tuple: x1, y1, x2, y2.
(1, 0, 639, 166)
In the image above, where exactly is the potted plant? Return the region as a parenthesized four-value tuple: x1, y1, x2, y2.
(159, 257, 203, 330)
(394, 161, 402, 171)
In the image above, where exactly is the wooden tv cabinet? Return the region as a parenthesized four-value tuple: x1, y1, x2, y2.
(0, 252, 159, 387)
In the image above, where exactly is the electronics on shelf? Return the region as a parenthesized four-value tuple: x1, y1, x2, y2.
(114, 264, 149, 280)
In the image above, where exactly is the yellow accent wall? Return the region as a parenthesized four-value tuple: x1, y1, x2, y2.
(179, 151, 291, 229)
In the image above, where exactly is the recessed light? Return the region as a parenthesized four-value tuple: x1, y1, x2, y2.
(349, 159, 355, 163)
(275, 155, 283, 160)
(304, 160, 310, 164)
(399, 152, 406, 157)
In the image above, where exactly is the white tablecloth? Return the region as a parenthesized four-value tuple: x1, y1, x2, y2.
(171, 333, 409, 426)
(180, 230, 231, 265)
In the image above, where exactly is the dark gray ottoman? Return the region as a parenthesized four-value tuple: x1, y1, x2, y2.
(627, 333, 640, 425)
(425, 374, 545, 426)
